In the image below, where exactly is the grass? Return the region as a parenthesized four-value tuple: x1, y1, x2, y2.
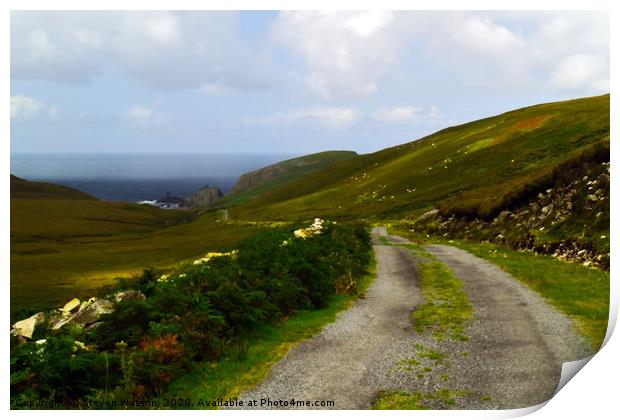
(215, 151, 358, 208)
(372, 388, 469, 410)
(161, 253, 377, 408)
(451, 240, 609, 349)
(10, 192, 263, 315)
(232, 94, 609, 232)
(401, 243, 473, 341)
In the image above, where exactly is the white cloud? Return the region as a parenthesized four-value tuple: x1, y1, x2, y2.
(10, 11, 609, 99)
(122, 105, 163, 129)
(456, 16, 525, 53)
(374, 106, 423, 123)
(549, 54, 609, 92)
(373, 106, 442, 123)
(272, 11, 402, 99)
(11, 11, 279, 90)
(142, 14, 181, 45)
(252, 107, 358, 128)
(10, 95, 58, 120)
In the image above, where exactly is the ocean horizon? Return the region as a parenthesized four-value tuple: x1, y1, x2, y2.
(10, 153, 295, 201)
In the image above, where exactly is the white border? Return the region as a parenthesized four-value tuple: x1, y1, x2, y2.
(2, 1, 617, 419)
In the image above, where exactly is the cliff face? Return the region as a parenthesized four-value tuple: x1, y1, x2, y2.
(232, 165, 286, 193)
(230, 151, 358, 194)
(185, 185, 224, 207)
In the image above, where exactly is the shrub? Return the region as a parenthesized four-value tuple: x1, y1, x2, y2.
(10, 221, 372, 407)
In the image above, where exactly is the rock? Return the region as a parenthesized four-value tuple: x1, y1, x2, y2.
(70, 299, 114, 327)
(583, 261, 593, 268)
(587, 194, 598, 202)
(185, 185, 224, 208)
(61, 298, 81, 313)
(11, 312, 46, 339)
(416, 209, 440, 223)
(293, 218, 325, 239)
(577, 250, 587, 256)
(52, 298, 114, 330)
(115, 290, 146, 303)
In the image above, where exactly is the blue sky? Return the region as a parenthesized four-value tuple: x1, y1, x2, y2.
(10, 11, 609, 155)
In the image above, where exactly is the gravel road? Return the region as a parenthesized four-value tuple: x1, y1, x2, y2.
(422, 244, 593, 409)
(233, 229, 593, 409)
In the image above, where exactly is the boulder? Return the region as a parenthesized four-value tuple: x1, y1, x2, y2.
(52, 298, 114, 330)
(11, 312, 46, 339)
(70, 299, 114, 327)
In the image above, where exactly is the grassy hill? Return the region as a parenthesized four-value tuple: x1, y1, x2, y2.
(216, 151, 357, 207)
(11, 175, 95, 200)
(10, 94, 610, 314)
(10, 177, 263, 314)
(232, 95, 609, 229)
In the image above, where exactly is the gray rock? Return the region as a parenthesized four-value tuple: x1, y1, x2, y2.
(70, 299, 114, 326)
(11, 312, 46, 339)
(52, 298, 114, 330)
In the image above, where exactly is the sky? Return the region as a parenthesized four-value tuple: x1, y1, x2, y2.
(10, 10, 609, 155)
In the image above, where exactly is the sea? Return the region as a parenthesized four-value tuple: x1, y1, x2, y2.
(10, 153, 293, 202)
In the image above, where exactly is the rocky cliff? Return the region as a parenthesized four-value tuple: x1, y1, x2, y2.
(185, 185, 224, 207)
(230, 151, 358, 194)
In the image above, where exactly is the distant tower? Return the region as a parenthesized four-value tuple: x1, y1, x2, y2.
(166, 191, 171, 199)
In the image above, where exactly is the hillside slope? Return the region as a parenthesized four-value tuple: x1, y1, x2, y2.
(11, 175, 95, 200)
(234, 95, 609, 223)
(217, 151, 357, 207)
(10, 176, 261, 312)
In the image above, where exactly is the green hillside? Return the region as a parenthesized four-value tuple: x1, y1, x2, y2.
(11, 175, 95, 200)
(10, 177, 262, 314)
(233, 95, 609, 226)
(216, 150, 357, 207)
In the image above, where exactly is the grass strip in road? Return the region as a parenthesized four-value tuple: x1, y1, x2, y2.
(373, 389, 469, 410)
(161, 254, 377, 408)
(400, 244, 473, 341)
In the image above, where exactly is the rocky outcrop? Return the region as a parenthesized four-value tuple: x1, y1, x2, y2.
(11, 290, 146, 341)
(51, 298, 114, 330)
(185, 185, 224, 207)
(230, 151, 358, 194)
(232, 165, 286, 193)
(410, 161, 610, 270)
